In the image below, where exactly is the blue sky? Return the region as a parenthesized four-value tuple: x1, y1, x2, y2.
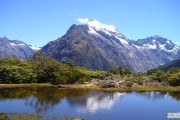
(0, 0, 180, 47)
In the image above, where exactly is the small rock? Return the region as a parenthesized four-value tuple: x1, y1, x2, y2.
(161, 81, 168, 86)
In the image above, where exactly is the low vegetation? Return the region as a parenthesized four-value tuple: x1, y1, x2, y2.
(0, 113, 83, 120)
(0, 52, 179, 87)
(0, 113, 41, 120)
(0, 52, 105, 85)
(146, 68, 180, 86)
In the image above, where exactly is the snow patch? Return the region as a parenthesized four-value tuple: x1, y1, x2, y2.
(159, 44, 166, 50)
(9, 43, 16, 46)
(166, 40, 171, 44)
(10, 43, 26, 46)
(29, 45, 41, 51)
(166, 46, 180, 54)
(152, 39, 156, 43)
(115, 36, 128, 45)
(88, 27, 98, 34)
(133, 43, 157, 49)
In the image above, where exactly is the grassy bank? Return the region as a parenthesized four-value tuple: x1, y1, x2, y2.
(59, 84, 180, 92)
(0, 83, 53, 89)
(0, 83, 180, 92)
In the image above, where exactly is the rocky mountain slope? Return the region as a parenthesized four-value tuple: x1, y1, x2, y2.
(0, 37, 36, 59)
(41, 19, 180, 72)
(158, 58, 180, 71)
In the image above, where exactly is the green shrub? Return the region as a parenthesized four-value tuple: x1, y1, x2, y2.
(168, 73, 180, 86)
(0, 58, 35, 84)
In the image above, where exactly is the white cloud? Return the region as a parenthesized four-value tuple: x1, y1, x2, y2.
(76, 18, 117, 32)
(69, 10, 78, 16)
(77, 18, 90, 24)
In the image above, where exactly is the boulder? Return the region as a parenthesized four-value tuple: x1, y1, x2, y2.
(100, 80, 115, 88)
(143, 77, 153, 85)
(104, 76, 114, 80)
(125, 81, 134, 87)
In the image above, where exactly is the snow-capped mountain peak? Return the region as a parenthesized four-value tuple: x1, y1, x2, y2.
(132, 36, 180, 54)
(87, 19, 117, 33)
(77, 18, 128, 45)
(77, 18, 117, 33)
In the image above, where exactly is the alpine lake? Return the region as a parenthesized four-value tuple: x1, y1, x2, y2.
(0, 87, 179, 120)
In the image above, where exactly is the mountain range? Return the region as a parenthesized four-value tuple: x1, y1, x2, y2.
(0, 37, 40, 59)
(41, 19, 180, 72)
(1, 19, 179, 72)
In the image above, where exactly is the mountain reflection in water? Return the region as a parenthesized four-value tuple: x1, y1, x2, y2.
(0, 87, 88, 113)
(66, 92, 125, 113)
(0, 88, 126, 113)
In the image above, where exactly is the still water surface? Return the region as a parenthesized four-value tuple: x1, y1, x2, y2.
(0, 87, 179, 120)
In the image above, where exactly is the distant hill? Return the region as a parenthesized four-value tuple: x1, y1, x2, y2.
(158, 58, 180, 71)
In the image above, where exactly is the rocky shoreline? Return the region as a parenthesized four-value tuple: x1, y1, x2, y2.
(91, 76, 168, 88)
